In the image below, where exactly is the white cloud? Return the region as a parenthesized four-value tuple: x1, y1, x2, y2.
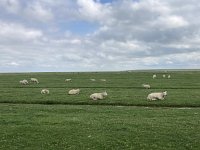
(0, 0, 20, 14)
(0, 21, 43, 41)
(0, 0, 200, 72)
(155, 15, 189, 29)
(24, 1, 54, 22)
(167, 44, 190, 49)
(77, 0, 111, 23)
(7, 61, 19, 66)
(131, 0, 171, 15)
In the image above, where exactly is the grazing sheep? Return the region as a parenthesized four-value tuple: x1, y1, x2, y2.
(30, 78, 39, 84)
(65, 79, 71, 82)
(153, 74, 157, 79)
(142, 84, 151, 89)
(41, 89, 49, 94)
(163, 74, 166, 78)
(19, 79, 28, 85)
(90, 91, 108, 100)
(90, 79, 96, 81)
(147, 91, 167, 101)
(68, 89, 80, 95)
(100, 79, 106, 82)
(168, 75, 171, 79)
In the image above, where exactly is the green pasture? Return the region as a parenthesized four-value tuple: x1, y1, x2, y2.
(0, 71, 200, 89)
(0, 88, 200, 107)
(0, 71, 200, 106)
(0, 104, 200, 150)
(0, 70, 200, 149)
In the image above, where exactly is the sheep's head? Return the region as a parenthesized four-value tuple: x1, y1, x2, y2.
(76, 89, 80, 93)
(163, 91, 167, 96)
(102, 91, 108, 97)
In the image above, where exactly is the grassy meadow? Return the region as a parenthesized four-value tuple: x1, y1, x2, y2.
(0, 70, 200, 149)
(0, 71, 200, 106)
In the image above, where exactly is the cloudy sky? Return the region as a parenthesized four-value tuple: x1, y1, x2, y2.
(0, 0, 200, 72)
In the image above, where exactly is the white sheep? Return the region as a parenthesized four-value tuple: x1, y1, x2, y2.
(68, 89, 80, 95)
(90, 91, 108, 100)
(65, 79, 72, 82)
(41, 89, 49, 94)
(163, 74, 166, 78)
(19, 79, 28, 85)
(100, 79, 106, 82)
(147, 91, 167, 101)
(142, 84, 151, 89)
(153, 74, 157, 79)
(30, 78, 39, 84)
(90, 79, 96, 81)
(168, 75, 171, 79)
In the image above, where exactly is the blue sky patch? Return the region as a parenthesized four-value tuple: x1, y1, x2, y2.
(64, 21, 99, 35)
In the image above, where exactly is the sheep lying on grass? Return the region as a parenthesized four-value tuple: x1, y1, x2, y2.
(68, 89, 80, 95)
(19, 79, 28, 85)
(168, 75, 171, 78)
(163, 74, 166, 78)
(41, 89, 49, 94)
(142, 84, 151, 89)
(147, 91, 167, 101)
(90, 91, 108, 100)
(65, 79, 71, 82)
(153, 74, 157, 79)
(90, 79, 96, 81)
(100, 79, 106, 82)
(30, 78, 39, 84)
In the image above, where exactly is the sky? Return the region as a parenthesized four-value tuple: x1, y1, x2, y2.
(0, 0, 200, 72)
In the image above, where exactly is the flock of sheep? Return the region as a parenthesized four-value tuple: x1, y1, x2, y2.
(153, 74, 171, 79)
(19, 78, 39, 85)
(19, 74, 170, 101)
(19, 78, 108, 100)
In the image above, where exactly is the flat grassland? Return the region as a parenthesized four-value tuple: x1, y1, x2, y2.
(0, 71, 200, 149)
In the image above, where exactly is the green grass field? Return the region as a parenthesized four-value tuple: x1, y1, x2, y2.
(0, 70, 200, 149)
